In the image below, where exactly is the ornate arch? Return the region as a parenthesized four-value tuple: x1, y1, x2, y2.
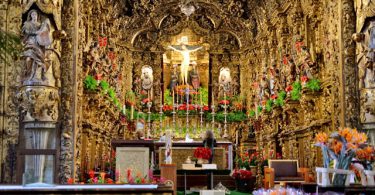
(125, 0, 254, 51)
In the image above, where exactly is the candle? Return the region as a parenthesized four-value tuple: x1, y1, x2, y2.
(172, 89, 175, 105)
(131, 105, 134, 120)
(212, 91, 214, 105)
(200, 89, 202, 105)
(224, 92, 226, 104)
(177, 90, 179, 105)
(236, 131, 239, 145)
(160, 87, 163, 105)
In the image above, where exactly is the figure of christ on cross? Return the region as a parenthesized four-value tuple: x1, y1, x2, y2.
(168, 44, 202, 85)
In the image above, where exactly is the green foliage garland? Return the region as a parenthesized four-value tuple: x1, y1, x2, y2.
(291, 81, 302, 101)
(83, 75, 97, 91)
(205, 111, 247, 122)
(306, 78, 321, 92)
(275, 91, 286, 107)
(249, 110, 256, 118)
(265, 99, 273, 112)
(100, 80, 110, 92)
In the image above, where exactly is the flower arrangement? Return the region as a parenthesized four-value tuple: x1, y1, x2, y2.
(141, 98, 151, 105)
(162, 105, 173, 112)
(315, 128, 371, 185)
(194, 147, 212, 160)
(236, 151, 261, 170)
(230, 169, 252, 180)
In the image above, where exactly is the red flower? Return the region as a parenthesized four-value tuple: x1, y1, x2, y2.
(271, 94, 277, 100)
(179, 104, 187, 110)
(89, 170, 95, 178)
(219, 100, 230, 105)
(194, 147, 212, 160)
(142, 98, 150, 104)
(188, 104, 195, 111)
(261, 100, 266, 106)
(95, 73, 102, 80)
(301, 75, 309, 83)
(295, 41, 304, 53)
(98, 36, 107, 47)
(203, 106, 209, 111)
(106, 178, 113, 184)
(283, 55, 288, 65)
(231, 169, 252, 180)
(67, 178, 74, 184)
(285, 85, 293, 92)
(140, 90, 147, 95)
(163, 105, 173, 111)
(108, 51, 116, 61)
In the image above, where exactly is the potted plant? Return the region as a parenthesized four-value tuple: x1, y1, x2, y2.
(193, 147, 212, 164)
(315, 128, 368, 186)
(230, 169, 253, 192)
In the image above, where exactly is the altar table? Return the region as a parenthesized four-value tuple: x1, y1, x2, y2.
(111, 140, 233, 170)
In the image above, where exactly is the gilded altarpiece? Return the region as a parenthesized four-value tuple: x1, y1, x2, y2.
(0, 0, 370, 185)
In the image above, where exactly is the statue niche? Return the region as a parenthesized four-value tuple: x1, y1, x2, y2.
(163, 33, 209, 105)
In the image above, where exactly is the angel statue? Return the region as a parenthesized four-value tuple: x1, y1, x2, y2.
(141, 65, 153, 98)
(168, 37, 202, 85)
(22, 9, 53, 84)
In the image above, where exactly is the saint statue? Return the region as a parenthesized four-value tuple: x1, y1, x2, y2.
(168, 37, 202, 85)
(189, 61, 200, 89)
(141, 66, 153, 91)
(169, 64, 179, 92)
(219, 67, 232, 96)
(141, 66, 153, 100)
(22, 9, 53, 83)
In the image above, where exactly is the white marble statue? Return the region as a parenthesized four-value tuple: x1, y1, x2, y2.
(141, 66, 153, 97)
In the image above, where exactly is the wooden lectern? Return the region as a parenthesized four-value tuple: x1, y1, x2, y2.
(160, 164, 177, 195)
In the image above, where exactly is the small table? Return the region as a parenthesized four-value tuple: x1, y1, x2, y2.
(180, 169, 216, 195)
